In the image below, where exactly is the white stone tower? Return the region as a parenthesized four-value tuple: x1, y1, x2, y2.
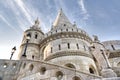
(18, 18, 44, 60)
(39, 9, 99, 75)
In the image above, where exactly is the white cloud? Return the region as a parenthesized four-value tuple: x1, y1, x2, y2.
(0, 15, 19, 34)
(13, 0, 33, 24)
(78, 0, 89, 20)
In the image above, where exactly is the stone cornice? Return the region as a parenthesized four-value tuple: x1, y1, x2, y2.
(25, 29, 44, 35)
(39, 32, 92, 48)
(20, 43, 39, 48)
(44, 50, 93, 61)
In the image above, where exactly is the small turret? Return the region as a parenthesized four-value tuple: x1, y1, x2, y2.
(18, 18, 44, 60)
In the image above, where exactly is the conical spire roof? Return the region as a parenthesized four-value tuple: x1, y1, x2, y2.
(52, 9, 72, 29)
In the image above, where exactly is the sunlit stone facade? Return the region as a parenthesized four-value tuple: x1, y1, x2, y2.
(0, 9, 120, 80)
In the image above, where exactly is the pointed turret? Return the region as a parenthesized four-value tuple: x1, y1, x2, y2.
(52, 9, 72, 29)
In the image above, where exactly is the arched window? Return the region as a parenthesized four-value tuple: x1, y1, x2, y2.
(40, 67, 46, 75)
(56, 71, 63, 80)
(89, 68, 94, 74)
(72, 76, 81, 80)
(65, 63, 75, 69)
(27, 33, 31, 38)
(117, 62, 120, 67)
(29, 64, 34, 71)
(3, 63, 8, 68)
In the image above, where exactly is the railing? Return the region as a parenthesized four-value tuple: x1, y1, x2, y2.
(91, 77, 120, 80)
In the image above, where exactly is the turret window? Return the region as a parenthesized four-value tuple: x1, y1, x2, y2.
(83, 45, 86, 51)
(56, 71, 63, 80)
(67, 43, 70, 49)
(32, 55, 34, 59)
(59, 44, 61, 50)
(27, 33, 31, 38)
(66, 29, 68, 31)
(35, 34, 38, 39)
(89, 68, 94, 74)
(64, 24, 66, 26)
(72, 29, 73, 31)
(51, 47, 53, 53)
(76, 43, 79, 49)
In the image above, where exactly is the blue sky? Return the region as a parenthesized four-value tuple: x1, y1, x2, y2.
(0, 0, 120, 59)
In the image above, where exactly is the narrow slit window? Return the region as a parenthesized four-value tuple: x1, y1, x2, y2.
(76, 44, 79, 49)
(51, 47, 53, 53)
(59, 44, 61, 50)
(84, 45, 86, 51)
(35, 34, 38, 39)
(68, 43, 70, 49)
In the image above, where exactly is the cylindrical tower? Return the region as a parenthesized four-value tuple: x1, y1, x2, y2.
(39, 9, 99, 75)
(18, 19, 44, 60)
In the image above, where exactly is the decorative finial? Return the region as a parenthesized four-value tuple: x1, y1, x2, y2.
(34, 17, 40, 26)
(73, 21, 76, 27)
(93, 35, 99, 42)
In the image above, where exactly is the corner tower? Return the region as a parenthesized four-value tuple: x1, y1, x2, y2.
(18, 18, 44, 60)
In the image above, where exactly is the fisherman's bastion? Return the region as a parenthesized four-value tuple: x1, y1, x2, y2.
(0, 9, 120, 80)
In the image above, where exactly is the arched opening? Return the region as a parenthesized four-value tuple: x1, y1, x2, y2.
(3, 63, 8, 68)
(65, 63, 76, 69)
(12, 63, 16, 68)
(89, 68, 94, 74)
(32, 55, 34, 59)
(40, 67, 46, 75)
(117, 62, 120, 67)
(29, 64, 34, 71)
(56, 71, 63, 80)
(72, 76, 81, 80)
(27, 33, 31, 38)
